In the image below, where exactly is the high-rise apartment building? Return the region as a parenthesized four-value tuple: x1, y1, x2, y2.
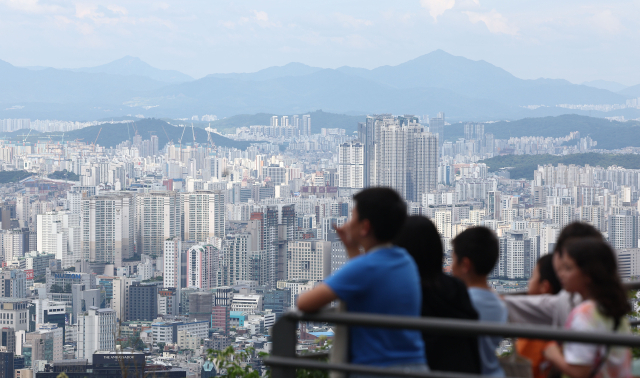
(248, 208, 279, 288)
(369, 117, 438, 201)
(429, 112, 445, 148)
(128, 282, 158, 321)
(81, 193, 135, 265)
(287, 240, 331, 282)
(187, 245, 220, 290)
(136, 192, 181, 256)
(37, 211, 81, 268)
(302, 115, 311, 136)
(164, 238, 182, 290)
(338, 141, 364, 191)
(182, 191, 225, 243)
(0, 270, 26, 299)
(76, 307, 116, 364)
(220, 234, 250, 287)
(609, 214, 638, 250)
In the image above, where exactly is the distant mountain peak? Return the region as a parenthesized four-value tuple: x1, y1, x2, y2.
(68, 56, 193, 83)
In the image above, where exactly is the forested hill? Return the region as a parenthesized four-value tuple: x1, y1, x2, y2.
(480, 153, 640, 180)
(446, 115, 640, 150)
(0, 119, 252, 150)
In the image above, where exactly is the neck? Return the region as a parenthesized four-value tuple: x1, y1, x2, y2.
(361, 238, 385, 253)
(463, 275, 490, 290)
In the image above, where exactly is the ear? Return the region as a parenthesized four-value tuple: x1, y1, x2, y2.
(540, 280, 552, 295)
(360, 218, 372, 238)
(461, 257, 473, 274)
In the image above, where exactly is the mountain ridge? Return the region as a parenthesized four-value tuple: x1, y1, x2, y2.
(0, 50, 635, 121)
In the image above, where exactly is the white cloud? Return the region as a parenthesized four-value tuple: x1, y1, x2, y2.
(253, 10, 268, 22)
(465, 10, 519, 35)
(0, 0, 62, 13)
(590, 9, 622, 34)
(420, 0, 455, 21)
(334, 13, 373, 28)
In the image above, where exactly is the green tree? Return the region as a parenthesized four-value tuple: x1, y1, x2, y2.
(207, 346, 263, 378)
(157, 342, 166, 352)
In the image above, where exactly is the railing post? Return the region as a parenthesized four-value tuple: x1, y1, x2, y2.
(271, 314, 298, 378)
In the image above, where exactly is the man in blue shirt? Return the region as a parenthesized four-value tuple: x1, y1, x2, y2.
(298, 188, 426, 373)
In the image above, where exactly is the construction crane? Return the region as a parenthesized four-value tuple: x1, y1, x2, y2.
(191, 123, 199, 148)
(206, 123, 217, 151)
(161, 125, 172, 145)
(92, 128, 102, 153)
(20, 128, 33, 146)
(178, 124, 187, 151)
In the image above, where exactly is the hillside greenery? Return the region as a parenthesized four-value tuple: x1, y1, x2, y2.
(1, 119, 251, 150)
(48, 169, 79, 181)
(202, 110, 364, 134)
(0, 170, 32, 183)
(480, 153, 640, 180)
(445, 114, 640, 150)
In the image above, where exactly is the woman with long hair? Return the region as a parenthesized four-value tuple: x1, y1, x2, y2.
(544, 238, 632, 378)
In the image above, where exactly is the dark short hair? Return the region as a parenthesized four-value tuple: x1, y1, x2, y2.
(452, 227, 499, 276)
(353, 187, 406, 242)
(536, 254, 561, 294)
(555, 222, 602, 256)
(394, 216, 443, 285)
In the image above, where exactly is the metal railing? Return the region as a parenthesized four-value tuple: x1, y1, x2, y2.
(266, 280, 640, 378)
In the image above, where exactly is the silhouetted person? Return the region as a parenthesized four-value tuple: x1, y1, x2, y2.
(395, 216, 481, 374)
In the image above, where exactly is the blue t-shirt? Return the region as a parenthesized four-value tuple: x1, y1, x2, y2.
(324, 245, 426, 366)
(468, 287, 509, 377)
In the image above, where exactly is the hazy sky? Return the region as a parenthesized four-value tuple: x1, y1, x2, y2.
(1, 0, 638, 85)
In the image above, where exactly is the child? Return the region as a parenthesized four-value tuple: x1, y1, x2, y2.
(297, 188, 426, 372)
(516, 254, 562, 378)
(451, 227, 508, 377)
(544, 239, 632, 378)
(504, 222, 604, 328)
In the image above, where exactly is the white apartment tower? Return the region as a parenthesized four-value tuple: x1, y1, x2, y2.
(136, 192, 182, 256)
(187, 245, 220, 290)
(302, 115, 311, 136)
(77, 307, 116, 363)
(338, 141, 364, 190)
(81, 193, 135, 266)
(163, 238, 182, 290)
(37, 211, 81, 268)
(182, 191, 225, 243)
(372, 118, 438, 201)
(221, 234, 250, 286)
(287, 240, 331, 282)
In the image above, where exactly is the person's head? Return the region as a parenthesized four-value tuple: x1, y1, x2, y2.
(560, 238, 630, 320)
(451, 227, 499, 282)
(552, 222, 603, 279)
(394, 216, 443, 284)
(528, 254, 562, 295)
(348, 187, 406, 246)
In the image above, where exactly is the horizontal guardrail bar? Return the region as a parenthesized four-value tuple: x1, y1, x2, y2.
(286, 311, 640, 347)
(266, 356, 488, 378)
(624, 281, 640, 290)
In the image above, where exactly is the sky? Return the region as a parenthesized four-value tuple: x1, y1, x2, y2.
(0, 0, 638, 85)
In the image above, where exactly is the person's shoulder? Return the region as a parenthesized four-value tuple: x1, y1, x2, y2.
(571, 299, 597, 316)
(469, 288, 507, 311)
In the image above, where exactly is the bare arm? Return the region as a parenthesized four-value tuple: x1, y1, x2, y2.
(544, 343, 593, 378)
(297, 283, 339, 312)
